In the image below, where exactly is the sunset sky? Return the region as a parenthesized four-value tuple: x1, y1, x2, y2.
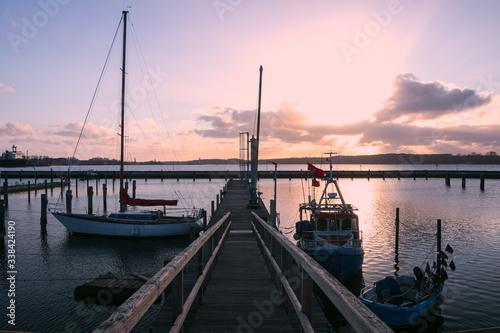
(1, 0, 500, 162)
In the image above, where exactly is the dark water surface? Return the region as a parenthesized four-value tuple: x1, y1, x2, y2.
(1, 173, 500, 332)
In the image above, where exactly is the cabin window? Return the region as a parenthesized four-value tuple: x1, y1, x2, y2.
(329, 219, 337, 231)
(342, 218, 352, 230)
(317, 218, 327, 231)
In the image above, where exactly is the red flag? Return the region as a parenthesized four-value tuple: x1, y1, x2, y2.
(307, 163, 324, 177)
(312, 177, 320, 187)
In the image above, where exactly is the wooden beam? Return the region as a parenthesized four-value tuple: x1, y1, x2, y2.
(93, 212, 231, 333)
(252, 212, 392, 333)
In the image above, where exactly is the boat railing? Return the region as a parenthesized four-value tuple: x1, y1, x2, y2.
(92, 212, 231, 333)
(251, 211, 392, 333)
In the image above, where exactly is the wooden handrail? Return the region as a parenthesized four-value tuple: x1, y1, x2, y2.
(93, 212, 231, 333)
(251, 212, 392, 333)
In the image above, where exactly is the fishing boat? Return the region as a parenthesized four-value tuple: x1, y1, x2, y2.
(52, 11, 204, 237)
(359, 220, 455, 326)
(293, 153, 364, 280)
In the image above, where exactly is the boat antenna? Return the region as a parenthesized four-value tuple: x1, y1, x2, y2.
(324, 150, 337, 180)
(119, 10, 128, 212)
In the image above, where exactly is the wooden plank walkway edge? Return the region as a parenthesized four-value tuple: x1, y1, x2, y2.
(252, 211, 392, 333)
(92, 212, 231, 333)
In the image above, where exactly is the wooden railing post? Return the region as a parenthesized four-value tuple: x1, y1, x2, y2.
(301, 270, 313, 324)
(172, 271, 184, 326)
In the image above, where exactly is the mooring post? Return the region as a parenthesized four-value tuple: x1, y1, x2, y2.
(0, 200, 5, 245)
(462, 174, 466, 188)
(50, 168, 54, 184)
(75, 178, 78, 196)
(87, 186, 93, 215)
(3, 181, 8, 209)
(44, 179, 48, 195)
(211, 200, 215, 217)
(445, 173, 450, 186)
(28, 180, 31, 203)
(125, 181, 128, 194)
(66, 190, 73, 214)
(436, 219, 442, 276)
(96, 178, 99, 195)
(103, 183, 107, 212)
(60, 177, 64, 198)
(395, 208, 400, 255)
(132, 180, 136, 198)
(216, 194, 219, 209)
(40, 193, 48, 226)
(480, 174, 485, 191)
(202, 209, 207, 229)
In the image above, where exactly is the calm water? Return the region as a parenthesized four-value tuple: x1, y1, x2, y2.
(1, 167, 500, 332)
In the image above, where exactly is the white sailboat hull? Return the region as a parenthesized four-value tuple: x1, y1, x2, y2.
(52, 213, 203, 237)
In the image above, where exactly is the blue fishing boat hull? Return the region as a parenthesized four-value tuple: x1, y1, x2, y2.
(303, 247, 364, 280)
(359, 287, 441, 326)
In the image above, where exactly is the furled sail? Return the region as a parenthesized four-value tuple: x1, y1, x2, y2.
(120, 188, 178, 206)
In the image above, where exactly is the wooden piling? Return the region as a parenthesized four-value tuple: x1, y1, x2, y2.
(0, 200, 5, 245)
(462, 174, 466, 188)
(395, 208, 399, 255)
(28, 180, 31, 203)
(203, 209, 207, 229)
(211, 200, 214, 217)
(96, 178, 99, 195)
(103, 183, 107, 212)
(445, 173, 450, 186)
(87, 186, 93, 215)
(3, 181, 8, 208)
(75, 178, 78, 196)
(216, 194, 219, 209)
(60, 177, 64, 198)
(132, 180, 136, 198)
(44, 179, 48, 195)
(480, 174, 485, 191)
(66, 190, 73, 214)
(40, 193, 48, 226)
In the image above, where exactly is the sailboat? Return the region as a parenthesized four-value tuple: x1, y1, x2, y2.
(293, 153, 364, 280)
(52, 11, 204, 237)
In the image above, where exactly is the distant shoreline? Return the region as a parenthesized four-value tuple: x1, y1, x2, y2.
(42, 153, 500, 166)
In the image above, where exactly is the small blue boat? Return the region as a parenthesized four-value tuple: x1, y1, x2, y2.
(294, 155, 364, 281)
(359, 220, 455, 327)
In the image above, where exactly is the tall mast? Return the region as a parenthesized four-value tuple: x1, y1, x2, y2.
(119, 11, 128, 212)
(249, 66, 263, 206)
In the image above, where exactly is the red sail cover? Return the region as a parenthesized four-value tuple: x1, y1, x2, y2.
(120, 188, 178, 206)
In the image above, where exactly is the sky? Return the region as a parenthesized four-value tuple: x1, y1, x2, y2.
(1, 0, 500, 162)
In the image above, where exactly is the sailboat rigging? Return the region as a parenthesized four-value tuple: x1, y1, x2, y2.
(52, 11, 204, 237)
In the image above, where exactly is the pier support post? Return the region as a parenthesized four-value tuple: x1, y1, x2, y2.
(40, 193, 48, 226)
(301, 271, 313, 322)
(132, 180, 136, 198)
(445, 174, 450, 186)
(103, 183, 107, 212)
(0, 200, 5, 245)
(171, 272, 184, 325)
(60, 177, 64, 197)
(202, 209, 207, 229)
(216, 194, 219, 210)
(87, 186, 93, 215)
(28, 180, 31, 203)
(211, 200, 215, 217)
(462, 174, 466, 188)
(480, 174, 485, 191)
(395, 208, 399, 256)
(66, 190, 73, 214)
(75, 178, 78, 196)
(3, 181, 8, 209)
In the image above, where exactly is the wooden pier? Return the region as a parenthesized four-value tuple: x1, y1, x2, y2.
(92, 179, 391, 332)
